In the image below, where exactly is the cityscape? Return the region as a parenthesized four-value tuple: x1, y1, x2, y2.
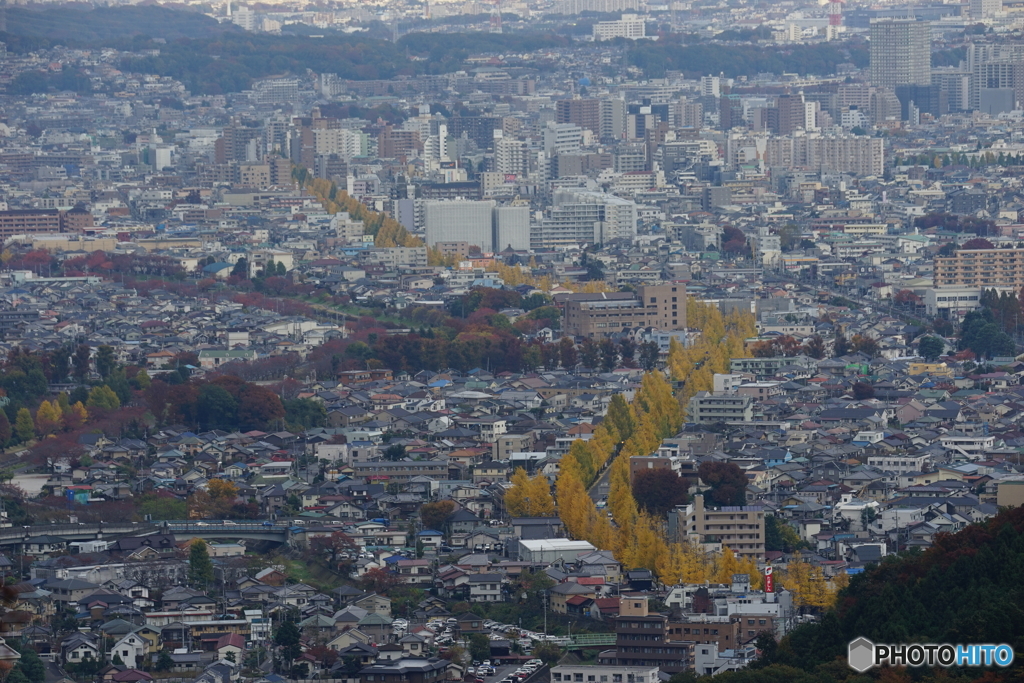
(0, 0, 1021, 682)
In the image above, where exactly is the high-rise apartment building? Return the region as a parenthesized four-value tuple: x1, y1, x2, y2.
(377, 127, 421, 160)
(556, 98, 601, 136)
(495, 138, 529, 177)
(934, 248, 1024, 288)
(966, 43, 1024, 110)
(668, 494, 766, 558)
(543, 122, 584, 155)
(600, 98, 627, 140)
(215, 120, 263, 164)
(313, 128, 367, 159)
(869, 20, 931, 91)
(533, 190, 637, 249)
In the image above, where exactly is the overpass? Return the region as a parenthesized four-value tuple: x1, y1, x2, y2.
(0, 521, 157, 547)
(0, 520, 298, 548)
(160, 521, 292, 543)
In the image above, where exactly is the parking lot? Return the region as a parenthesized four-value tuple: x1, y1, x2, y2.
(393, 616, 551, 680)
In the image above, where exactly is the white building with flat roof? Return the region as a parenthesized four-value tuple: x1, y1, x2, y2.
(593, 14, 646, 40)
(552, 665, 659, 683)
(517, 539, 596, 563)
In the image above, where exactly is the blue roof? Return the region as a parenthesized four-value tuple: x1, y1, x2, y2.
(203, 262, 232, 273)
(417, 529, 443, 536)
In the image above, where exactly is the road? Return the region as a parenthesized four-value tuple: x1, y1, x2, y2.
(588, 461, 611, 503)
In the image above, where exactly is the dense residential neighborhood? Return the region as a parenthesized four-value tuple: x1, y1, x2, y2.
(4, 0, 1024, 681)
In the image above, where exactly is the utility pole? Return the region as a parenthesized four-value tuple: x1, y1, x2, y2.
(541, 589, 548, 636)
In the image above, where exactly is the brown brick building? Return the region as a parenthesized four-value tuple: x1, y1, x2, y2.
(556, 98, 601, 136)
(561, 282, 687, 338)
(0, 209, 93, 238)
(607, 597, 690, 674)
(667, 616, 743, 652)
(377, 127, 422, 160)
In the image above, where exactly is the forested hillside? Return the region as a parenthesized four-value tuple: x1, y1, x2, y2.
(704, 506, 1024, 683)
(1, 5, 872, 94)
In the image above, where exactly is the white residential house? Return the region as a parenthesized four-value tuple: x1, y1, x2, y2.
(467, 574, 504, 602)
(109, 633, 146, 669)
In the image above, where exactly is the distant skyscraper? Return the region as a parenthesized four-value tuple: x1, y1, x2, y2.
(869, 19, 931, 91)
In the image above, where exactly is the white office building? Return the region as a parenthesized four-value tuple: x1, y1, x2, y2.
(494, 206, 531, 251)
(423, 200, 530, 252)
(424, 200, 496, 251)
(593, 14, 647, 40)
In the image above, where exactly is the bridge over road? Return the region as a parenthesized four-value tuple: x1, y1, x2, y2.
(0, 521, 157, 547)
(0, 520, 295, 548)
(161, 521, 291, 543)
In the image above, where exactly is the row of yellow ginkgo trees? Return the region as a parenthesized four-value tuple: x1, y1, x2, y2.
(534, 300, 848, 610)
(295, 172, 423, 249)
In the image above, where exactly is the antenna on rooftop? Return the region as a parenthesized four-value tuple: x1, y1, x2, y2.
(490, 0, 502, 34)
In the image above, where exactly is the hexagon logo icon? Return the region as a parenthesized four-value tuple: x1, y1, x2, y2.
(848, 637, 875, 673)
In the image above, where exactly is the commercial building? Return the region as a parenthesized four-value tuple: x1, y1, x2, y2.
(869, 20, 932, 90)
(562, 283, 687, 338)
(517, 539, 596, 563)
(422, 200, 530, 252)
(668, 494, 766, 558)
(933, 248, 1024, 288)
